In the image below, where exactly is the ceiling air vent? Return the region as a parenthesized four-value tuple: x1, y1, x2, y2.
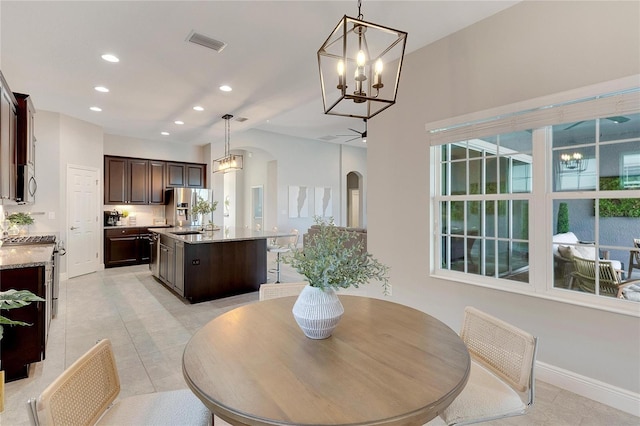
(234, 117, 248, 123)
(187, 31, 227, 53)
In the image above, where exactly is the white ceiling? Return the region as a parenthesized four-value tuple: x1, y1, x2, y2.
(0, 1, 518, 148)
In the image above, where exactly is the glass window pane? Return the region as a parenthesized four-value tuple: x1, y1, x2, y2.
(451, 161, 466, 195)
(497, 240, 510, 276)
(450, 236, 465, 271)
(451, 201, 464, 229)
(485, 200, 495, 238)
(600, 141, 640, 190)
(468, 237, 481, 275)
(554, 146, 596, 191)
(499, 157, 509, 193)
(469, 147, 483, 159)
(552, 119, 596, 148)
(485, 239, 496, 277)
(512, 160, 532, 193)
(512, 200, 529, 240)
(441, 163, 448, 195)
(440, 201, 448, 234)
(451, 145, 466, 160)
(507, 242, 529, 283)
(486, 158, 497, 194)
(600, 113, 640, 142)
(497, 200, 509, 238)
(599, 199, 640, 268)
(468, 201, 481, 236)
(469, 159, 482, 194)
(441, 144, 449, 161)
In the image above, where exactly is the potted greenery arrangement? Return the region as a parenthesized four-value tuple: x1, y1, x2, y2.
(283, 216, 389, 339)
(0, 289, 44, 412)
(191, 197, 219, 229)
(6, 212, 34, 235)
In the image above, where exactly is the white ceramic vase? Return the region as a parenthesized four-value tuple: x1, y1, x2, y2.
(292, 285, 344, 339)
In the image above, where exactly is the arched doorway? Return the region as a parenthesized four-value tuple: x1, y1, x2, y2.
(346, 171, 363, 228)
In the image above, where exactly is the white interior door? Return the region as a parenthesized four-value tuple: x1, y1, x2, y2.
(349, 189, 360, 228)
(67, 165, 99, 278)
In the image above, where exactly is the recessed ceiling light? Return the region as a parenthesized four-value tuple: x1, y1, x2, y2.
(94, 86, 109, 93)
(90, 106, 102, 112)
(174, 120, 184, 125)
(161, 132, 170, 136)
(101, 54, 119, 63)
(219, 85, 232, 92)
(193, 106, 204, 111)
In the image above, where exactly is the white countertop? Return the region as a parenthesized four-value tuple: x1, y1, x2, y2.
(150, 226, 292, 244)
(0, 244, 55, 269)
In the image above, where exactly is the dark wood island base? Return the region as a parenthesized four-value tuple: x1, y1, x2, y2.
(150, 227, 282, 303)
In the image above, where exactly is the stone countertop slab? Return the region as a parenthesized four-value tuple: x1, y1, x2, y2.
(150, 226, 294, 244)
(0, 244, 55, 269)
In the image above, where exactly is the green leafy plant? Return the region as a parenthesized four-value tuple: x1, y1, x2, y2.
(557, 202, 569, 233)
(284, 217, 390, 295)
(7, 212, 34, 226)
(191, 197, 218, 216)
(0, 289, 45, 340)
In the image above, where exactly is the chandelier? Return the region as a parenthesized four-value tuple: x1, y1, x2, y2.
(560, 152, 586, 172)
(317, 0, 407, 119)
(213, 114, 243, 174)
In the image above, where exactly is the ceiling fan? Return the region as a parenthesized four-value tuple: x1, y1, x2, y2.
(337, 119, 367, 143)
(563, 116, 630, 131)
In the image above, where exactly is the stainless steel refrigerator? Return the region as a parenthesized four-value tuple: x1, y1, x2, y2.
(165, 187, 213, 227)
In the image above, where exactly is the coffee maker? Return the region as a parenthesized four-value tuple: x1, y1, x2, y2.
(104, 210, 121, 226)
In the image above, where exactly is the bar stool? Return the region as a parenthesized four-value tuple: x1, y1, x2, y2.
(268, 229, 299, 283)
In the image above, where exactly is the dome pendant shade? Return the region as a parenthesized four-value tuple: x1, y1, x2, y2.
(318, 15, 407, 119)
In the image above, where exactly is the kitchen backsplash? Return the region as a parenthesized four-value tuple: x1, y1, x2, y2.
(105, 205, 165, 226)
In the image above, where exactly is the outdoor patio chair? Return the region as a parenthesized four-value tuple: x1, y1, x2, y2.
(26, 339, 211, 426)
(440, 307, 538, 425)
(628, 238, 640, 279)
(571, 255, 640, 298)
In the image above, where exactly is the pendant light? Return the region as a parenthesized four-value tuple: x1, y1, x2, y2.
(317, 0, 407, 119)
(213, 114, 243, 173)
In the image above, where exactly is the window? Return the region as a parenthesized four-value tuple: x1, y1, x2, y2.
(429, 80, 640, 315)
(552, 114, 640, 297)
(437, 133, 532, 282)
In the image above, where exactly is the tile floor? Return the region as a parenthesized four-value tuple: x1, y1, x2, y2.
(2, 255, 638, 426)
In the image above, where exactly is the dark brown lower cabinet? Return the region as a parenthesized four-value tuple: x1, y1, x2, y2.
(0, 266, 45, 381)
(104, 228, 152, 268)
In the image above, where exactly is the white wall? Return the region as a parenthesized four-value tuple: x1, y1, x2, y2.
(233, 128, 367, 234)
(369, 0, 640, 406)
(104, 133, 204, 163)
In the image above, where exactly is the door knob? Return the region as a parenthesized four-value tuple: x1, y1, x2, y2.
(70, 226, 78, 230)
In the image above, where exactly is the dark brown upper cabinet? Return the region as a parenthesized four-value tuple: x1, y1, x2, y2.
(104, 156, 149, 205)
(149, 160, 166, 204)
(105, 156, 205, 205)
(166, 162, 206, 188)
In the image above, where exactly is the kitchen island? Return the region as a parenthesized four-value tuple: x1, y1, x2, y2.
(149, 227, 287, 303)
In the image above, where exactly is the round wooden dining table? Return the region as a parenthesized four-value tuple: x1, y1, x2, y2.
(183, 296, 470, 426)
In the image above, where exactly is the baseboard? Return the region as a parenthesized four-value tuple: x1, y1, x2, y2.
(536, 361, 640, 417)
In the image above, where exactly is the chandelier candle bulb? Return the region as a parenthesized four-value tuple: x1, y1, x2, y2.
(373, 59, 383, 89)
(337, 60, 345, 89)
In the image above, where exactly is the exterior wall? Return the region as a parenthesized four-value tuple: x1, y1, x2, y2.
(368, 0, 640, 398)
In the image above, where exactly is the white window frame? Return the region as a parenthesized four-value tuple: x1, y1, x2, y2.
(427, 76, 640, 317)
